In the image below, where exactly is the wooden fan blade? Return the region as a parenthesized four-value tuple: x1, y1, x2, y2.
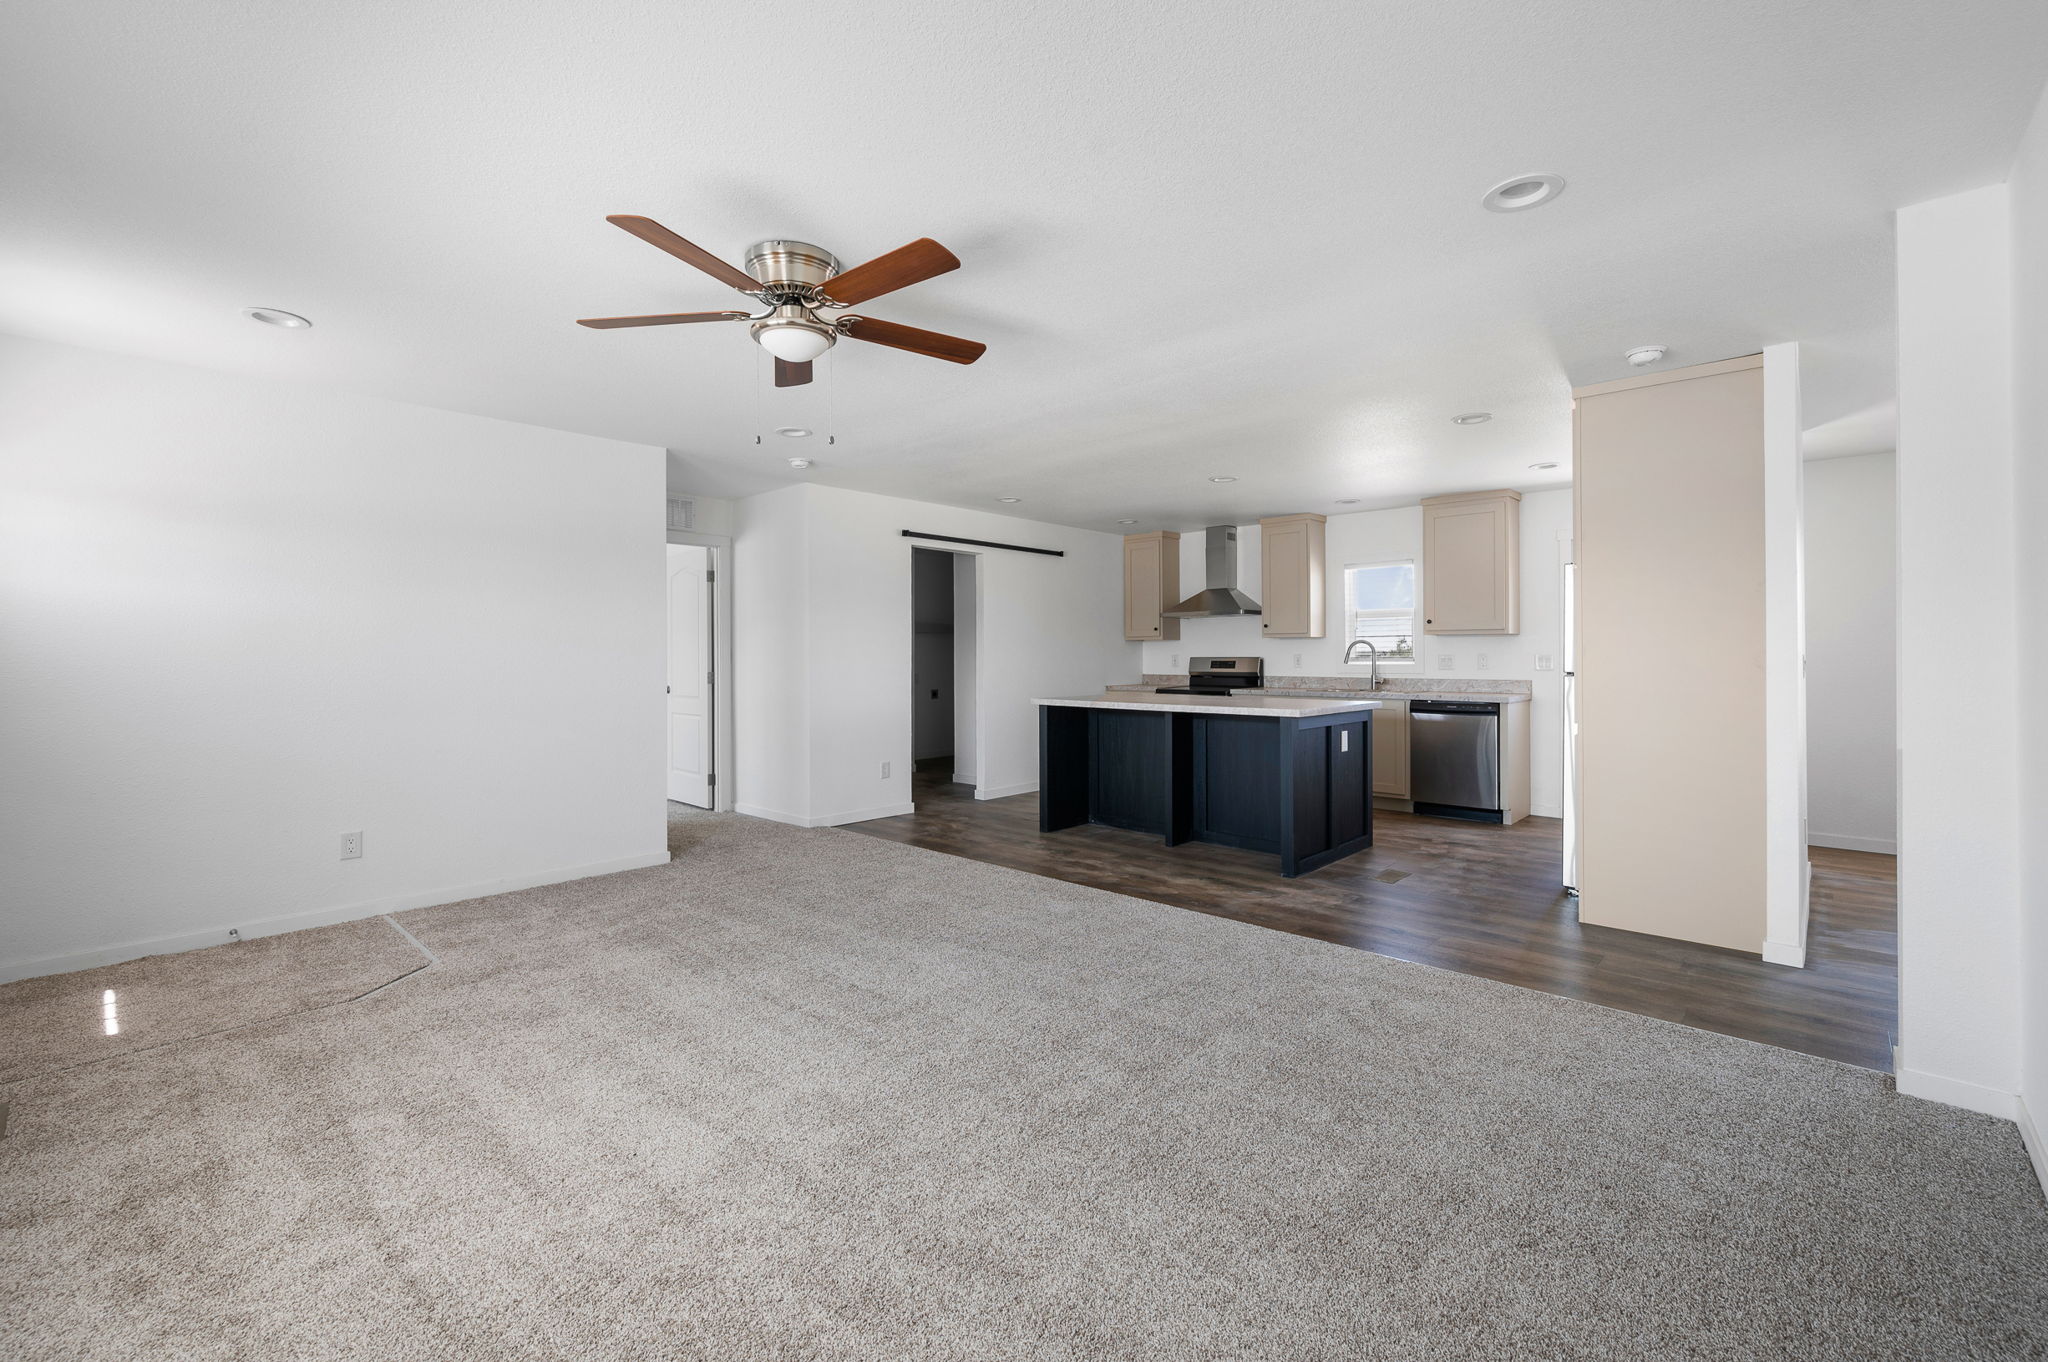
(818, 238, 960, 306)
(605, 215, 760, 293)
(774, 358, 813, 387)
(837, 315, 985, 365)
(576, 311, 751, 329)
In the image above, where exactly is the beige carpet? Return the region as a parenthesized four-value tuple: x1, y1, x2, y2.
(0, 915, 428, 1083)
(3, 808, 2043, 1361)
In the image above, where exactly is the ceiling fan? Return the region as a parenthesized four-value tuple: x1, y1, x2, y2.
(577, 216, 987, 387)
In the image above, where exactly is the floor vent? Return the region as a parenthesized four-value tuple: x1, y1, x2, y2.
(1375, 869, 1411, 883)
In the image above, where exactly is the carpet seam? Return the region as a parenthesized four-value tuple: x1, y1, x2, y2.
(1, 915, 437, 1090)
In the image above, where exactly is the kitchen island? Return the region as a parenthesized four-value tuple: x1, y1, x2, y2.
(1035, 692, 1381, 877)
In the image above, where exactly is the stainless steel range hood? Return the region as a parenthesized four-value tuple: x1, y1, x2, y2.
(1162, 525, 1262, 618)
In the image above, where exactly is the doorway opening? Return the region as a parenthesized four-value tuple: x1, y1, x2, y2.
(667, 542, 714, 808)
(911, 546, 978, 809)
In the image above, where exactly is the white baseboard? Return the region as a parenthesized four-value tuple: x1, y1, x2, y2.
(2018, 1093, 2048, 1201)
(1895, 1066, 2018, 1120)
(1760, 939, 1807, 968)
(1808, 831, 1897, 854)
(820, 803, 915, 826)
(0, 848, 673, 985)
(734, 802, 913, 828)
(735, 803, 807, 826)
(976, 781, 1038, 800)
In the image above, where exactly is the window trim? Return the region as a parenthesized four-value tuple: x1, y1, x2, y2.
(1341, 558, 1419, 668)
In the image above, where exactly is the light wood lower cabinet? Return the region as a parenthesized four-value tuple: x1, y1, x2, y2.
(1370, 699, 1410, 797)
(1122, 531, 1180, 642)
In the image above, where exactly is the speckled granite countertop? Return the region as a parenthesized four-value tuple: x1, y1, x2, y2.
(1105, 684, 1530, 704)
(1037, 692, 1383, 718)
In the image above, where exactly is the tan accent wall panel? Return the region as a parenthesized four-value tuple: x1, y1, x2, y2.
(1573, 358, 1766, 953)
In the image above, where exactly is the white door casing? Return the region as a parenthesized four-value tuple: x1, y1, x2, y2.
(667, 545, 711, 807)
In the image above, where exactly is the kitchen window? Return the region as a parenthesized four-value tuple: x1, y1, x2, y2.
(1343, 560, 1417, 662)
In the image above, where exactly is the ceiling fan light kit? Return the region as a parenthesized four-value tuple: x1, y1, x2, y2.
(577, 218, 985, 387)
(752, 303, 837, 362)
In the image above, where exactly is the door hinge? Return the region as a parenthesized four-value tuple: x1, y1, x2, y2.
(707, 773, 716, 787)
(706, 569, 715, 582)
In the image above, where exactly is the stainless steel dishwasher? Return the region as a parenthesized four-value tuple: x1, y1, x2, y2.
(1408, 699, 1503, 823)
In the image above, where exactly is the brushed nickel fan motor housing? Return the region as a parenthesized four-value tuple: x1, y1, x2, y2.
(744, 240, 840, 293)
(750, 302, 838, 357)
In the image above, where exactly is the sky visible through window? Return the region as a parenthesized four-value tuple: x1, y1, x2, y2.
(1345, 561, 1416, 660)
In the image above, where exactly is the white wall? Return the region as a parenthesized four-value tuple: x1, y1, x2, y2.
(675, 493, 736, 537)
(1762, 343, 1812, 966)
(1802, 452, 1897, 853)
(1894, 184, 2022, 1117)
(730, 485, 813, 822)
(731, 484, 1136, 825)
(0, 334, 669, 981)
(1137, 490, 1573, 817)
(2009, 80, 2048, 1177)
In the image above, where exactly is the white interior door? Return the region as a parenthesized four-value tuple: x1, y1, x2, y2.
(667, 545, 711, 807)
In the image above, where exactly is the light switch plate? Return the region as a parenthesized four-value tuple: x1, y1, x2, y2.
(1437, 655, 1454, 670)
(1536, 653, 1555, 671)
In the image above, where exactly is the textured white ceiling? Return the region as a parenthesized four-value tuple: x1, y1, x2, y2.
(3, 1, 2044, 530)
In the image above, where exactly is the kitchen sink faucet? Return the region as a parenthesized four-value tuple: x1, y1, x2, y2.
(1343, 639, 1382, 690)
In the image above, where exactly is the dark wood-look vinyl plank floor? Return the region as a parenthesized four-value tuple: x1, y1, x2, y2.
(850, 767, 1898, 1071)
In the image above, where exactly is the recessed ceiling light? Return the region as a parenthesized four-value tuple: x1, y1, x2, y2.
(1115, 518, 1139, 525)
(775, 427, 813, 438)
(1451, 412, 1492, 425)
(1481, 174, 1566, 213)
(243, 307, 311, 329)
(1208, 475, 1237, 483)
(787, 457, 813, 470)
(1335, 499, 1360, 505)
(1625, 345, 1668, 367)
(997, 497, 1022, 504)
(1529, 462, 1560, 471)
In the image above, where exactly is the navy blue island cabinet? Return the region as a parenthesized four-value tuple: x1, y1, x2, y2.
(1035, 694, 1380, 878)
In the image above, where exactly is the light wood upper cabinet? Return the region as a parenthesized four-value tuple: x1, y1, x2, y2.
(1421, 490, 1520, 634)
(1258, 513, 1326, 639)
(1122, 531, 1180, 641)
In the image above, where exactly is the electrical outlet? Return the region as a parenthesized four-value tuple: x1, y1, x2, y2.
(1292, 652, 1303, 669)
(1437, 655, 1454, 671)
(1475, 653, 1490, 671)
(1536, 653, 1555, 671)
(1171, 653, 1180, 669)
(880, 761, 891, 780)
(340, 831, 363, 860)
